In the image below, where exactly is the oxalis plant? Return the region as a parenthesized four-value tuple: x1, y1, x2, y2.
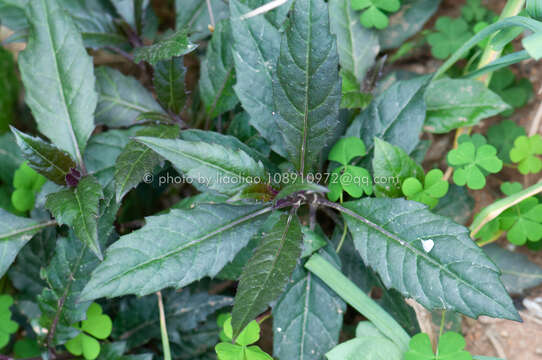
(1, 0, 542, 359)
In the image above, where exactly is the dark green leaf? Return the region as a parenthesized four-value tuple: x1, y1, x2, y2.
(113, 290, 233, 347)
(11, 127, 76, 185)
(230, 0, 287, 157)
(484, 244, 542, 295)
(329, 0, 380, 86)
(0, 209, 54, 277)
(0, 0, 28, 30)
(231, 212, 303, 338)
(0, 47, 17, 133)
(45, 176, 104, 259)
(85, 128, 142, 187)
(273, 0, 341, 175)
(342, 198, 520, 321)
(115, 125, 180, 202)
(346, 76, 429, 155)
(97, 342, 152, 360)
(425, 79, 509, 134)
(19, 0, 97, 165)
(38, 233, 102, 343)
(199, 20, 238, 119)
(134, 29, 197, 65)
(379, 0, 442, 50)
(175, 0, 229, 41)
(372, 138, 423, 197)
(433, 184, 474, 225)
(153, 57, 187, 114)
(80, 204, 272, 300)
(487, 120, 526, 164)
(136, 136, 267, 196)
(95, 67, 165, 127)
(273, 246, 345, 360)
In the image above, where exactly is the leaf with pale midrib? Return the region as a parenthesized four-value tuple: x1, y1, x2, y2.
(18, 0, 97, 165)
(114, 125, 180, 202)
(45, 176, 104, 260)
(95, 67, 165, 127)
(329, 0, 380, 86)
(11, 127, 76, 185)
(342, 198, 520, 321)
(133, 29, 197, 65)
(273, 0, 341, 175)
(230, 0, 288, 157)
(273, 246, 345, 360)
(199, 20, 238, 119)
(136, 136, 267, 196)
(80, 204, 272, 301)
(231, 212, 303, 338)
(153, 57, 187, 114)
(0, 209, 55, 278)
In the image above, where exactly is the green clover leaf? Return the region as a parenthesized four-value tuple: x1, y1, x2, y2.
(500, 197, 542, 245)
(11, 162, 47, 212)
(328, 137, 366, 165)
(447, 135, 503, 190)
(509, 134, 542, 174)
(0, 295, 19, 349)
(487, 120, 526, 163)
(489, 69, 533, 116)
(427, 17, 473, 59)
(328, 137, 372, 201)
(461, 0, 488, 23)
(402, 169, 449, 209)
(405, 332, 472, 360)
(65, 303, 112, 360)
(351, 0, 401, 30)
(501, 181, 523, 196)
(215, 315, 272, 360)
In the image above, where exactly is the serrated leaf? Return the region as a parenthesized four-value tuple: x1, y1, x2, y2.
(153, 57, 187, 114)
(38, 233, 102, 343)
(230, 0, 288, 157)
(11, 127, 76, 185)
(379, 0, 441, 50)
(199, 20, 238, 119)
(113, 290, 233, 347)
(80, 203, 271, 300)
(373, 138, 423, 197)
(19, 0, 97, 165)
(273, 247, 345, 360)
(175, 0, 229, 41)
(115, 125, 180, 202)
(45, 176, 104, 259)
(95, 67, 165, 127)
(273, 0, 341, 175)
(136, 137, 267, 196)
(231, 212, 303, 338)
(342, 198, 520, 321)
(134, 29, 197, 65)
(329, 0, 380, 86)
(346, 76, 429, 155)
(425, 79, 509, 134)
(0, 209, 54, 278)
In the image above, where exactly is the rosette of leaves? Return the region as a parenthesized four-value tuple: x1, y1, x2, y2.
(447, 134, 503, 190)
(65, 303, 113, 360)
(489, 69, 533, 116)
(215, 315, 272, 360)
(426, 17, 473, 59)
(327, 137, 372, 201)
(350, 0, 401, 29)
(0, 295, 18, 349)
(11, 162, 47, 212)
(402, 169, 449, 209)
(509, 134, 542, 174)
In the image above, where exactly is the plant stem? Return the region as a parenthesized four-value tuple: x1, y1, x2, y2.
(156, 291, 172, 360)
(305, 254, 410, 352)
(439, 310, 446, 338)
(335, 193, 348, 252)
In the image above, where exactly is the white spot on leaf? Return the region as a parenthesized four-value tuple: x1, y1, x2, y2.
(421, 239, 434, 253)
